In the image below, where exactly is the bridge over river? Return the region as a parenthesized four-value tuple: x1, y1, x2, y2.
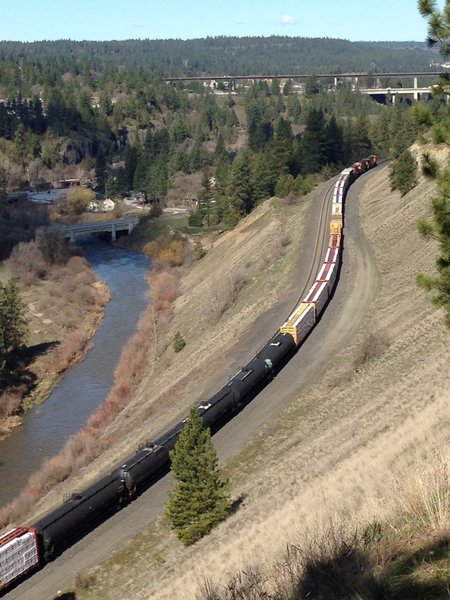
(63, 215, 140, 242)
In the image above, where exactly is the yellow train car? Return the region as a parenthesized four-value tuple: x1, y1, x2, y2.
(330, 219, 342, 235)
(280, 302, 315, 346)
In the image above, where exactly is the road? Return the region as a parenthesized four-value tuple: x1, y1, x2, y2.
(5, 171, 379, 600)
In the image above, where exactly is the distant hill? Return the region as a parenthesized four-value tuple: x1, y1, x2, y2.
(0, 37, 439, 78)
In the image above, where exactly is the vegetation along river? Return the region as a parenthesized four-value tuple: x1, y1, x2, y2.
(0, 239, 150, 507)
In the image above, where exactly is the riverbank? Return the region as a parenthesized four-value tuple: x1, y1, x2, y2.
(0, 253, 110, 440)
(0, 241, 152, 511)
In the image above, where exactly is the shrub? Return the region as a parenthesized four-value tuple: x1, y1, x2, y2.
(8, 240, 48, 284)
(173, 331, 186, 353)
(193, 240, 206, 260)
(421, 152, 439, 179)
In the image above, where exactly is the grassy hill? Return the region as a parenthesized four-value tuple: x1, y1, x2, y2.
(38, 147, 448, 599)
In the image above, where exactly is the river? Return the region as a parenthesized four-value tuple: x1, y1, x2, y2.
(0, 240, 150, 507)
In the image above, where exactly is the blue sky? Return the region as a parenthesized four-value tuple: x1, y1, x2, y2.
(0, 0, 439, 43)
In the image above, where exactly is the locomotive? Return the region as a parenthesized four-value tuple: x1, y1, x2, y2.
(0, 156, 377, 593)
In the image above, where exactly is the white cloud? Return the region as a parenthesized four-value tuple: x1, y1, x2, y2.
(279, 14, 295, 25)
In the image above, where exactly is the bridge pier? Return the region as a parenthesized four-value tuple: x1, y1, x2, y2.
(111, 225, 117, 242)
(414, 76, 418, 101)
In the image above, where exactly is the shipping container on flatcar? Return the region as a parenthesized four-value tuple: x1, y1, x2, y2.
(324, 246, 340, 264)
(303, 281, 329, 317)
(317, 261, 338, 290)
(0, 527, 40, 590)
(329, 232, 342, 248)
(330, 220, 342, 235)
(331, 203, 343, 218)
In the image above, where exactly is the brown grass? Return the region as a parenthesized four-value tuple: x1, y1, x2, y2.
(64, 149, 450, 600)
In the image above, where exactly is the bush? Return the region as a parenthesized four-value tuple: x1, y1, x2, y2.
(173, 331, 186, 352)
(143, 234, 186, 266)
(389, 149, 418, 196)
(421, 152, 439, 179)
(193, 240, 206, 260)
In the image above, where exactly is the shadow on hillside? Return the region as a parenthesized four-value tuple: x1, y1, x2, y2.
(379, 536, 449, 600)
(1, 341, 59, 391)
(297, 534, 449, 600)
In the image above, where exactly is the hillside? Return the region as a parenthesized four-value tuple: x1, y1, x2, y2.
(0, 38, 438, 77)
(59, 149, 448, 599)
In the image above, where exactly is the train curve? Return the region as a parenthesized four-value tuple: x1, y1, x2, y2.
(2, 159, 380, 598)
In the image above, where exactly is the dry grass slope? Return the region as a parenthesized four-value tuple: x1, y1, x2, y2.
(9, 192, 311, 529)
(71, 149, 449, 599)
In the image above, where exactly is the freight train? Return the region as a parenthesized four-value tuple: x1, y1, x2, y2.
(0, 155, 377, 593)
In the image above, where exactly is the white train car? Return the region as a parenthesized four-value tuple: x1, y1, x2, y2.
(0, 527, 40, 591)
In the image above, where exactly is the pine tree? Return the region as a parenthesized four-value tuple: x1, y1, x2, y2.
(0, 167, 7, 215)
(228, 150, 254, 214)
(0, 279, 28, 376)
(389, 149, 418, 195)
(165, 407, 232, 545)
(417, 169, 450, 327)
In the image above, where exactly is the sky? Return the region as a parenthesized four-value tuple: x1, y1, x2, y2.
(0, 0, 441, 43)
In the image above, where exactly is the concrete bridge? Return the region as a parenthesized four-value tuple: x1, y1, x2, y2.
(164, 71, 444, 103)
(64, 215, 140, 242)
(358, 86, 434, 103)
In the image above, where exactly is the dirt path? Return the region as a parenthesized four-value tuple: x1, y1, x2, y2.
(6, 170, 381, 600)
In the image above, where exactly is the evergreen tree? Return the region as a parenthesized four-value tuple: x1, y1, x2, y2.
(0, 167, 7, 215)
(0, 278, 28, 375)
(165, 407, 232, 545)
(246, 99, 272, 152)
(389, 149, 418, 195)
(228, 150, 254, 214)
(325, 115, 344, 166)
(417, 168, 450, 327)
(298, 108, 328, 173)
(199, 170, 214, 226)
(95, 146, 107, 192)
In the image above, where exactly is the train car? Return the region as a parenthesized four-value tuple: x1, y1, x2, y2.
(352, 161, 363, 175)
(0, 527, 40, 591)
(228, 358, 274, 404)
(258, 332, 297, 371)
(197, 385, 236, 429)
(329, 232, 342, 248)
(280, 302, 315, 346)
(153, 420, 185, 453)
(331, 203, 343, 219)
(112, 443, 168, 498)
(330, 220, 342, 235)
(324, 246, 340, 264)
(317, 260, 338, 290)
(34, 473, 126, 560)
(303, 281, 329, 318)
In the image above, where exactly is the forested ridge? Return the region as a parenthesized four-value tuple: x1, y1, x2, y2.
(0, 37, 438, 82)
